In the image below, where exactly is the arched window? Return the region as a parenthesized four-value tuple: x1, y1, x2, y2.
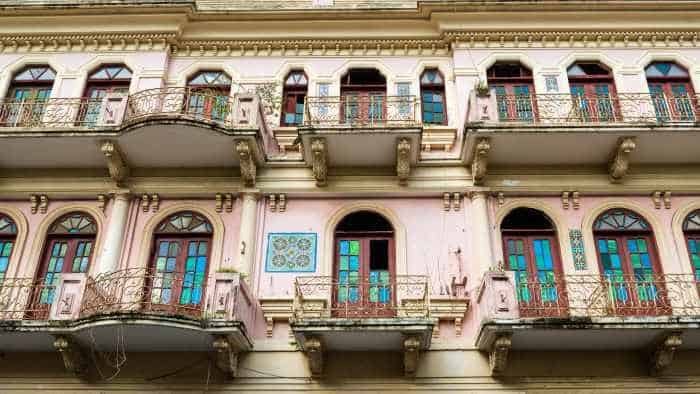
(149, 212, 213, 314)
(186, 70, 232, 122)
(420, 68, 447, 125)
(500, 208, 564, 316)
(593, 209, 666, 314)
(683, 210, 700, 281)
(645, 62, 696, 121)
(487, 63, 535, 122)
(334, 211, 394, 317)
(567, 62, 619, 122)
(281, 70, 308, 126)
(4, 65, 56, 126)
(80, 64, 132, 124)
(0, 214, 17, 281)
(340, 68, 386, 124)
(35, 212, 97, 316)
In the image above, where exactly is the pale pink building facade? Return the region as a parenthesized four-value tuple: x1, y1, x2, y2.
(0, 0, 700, 391)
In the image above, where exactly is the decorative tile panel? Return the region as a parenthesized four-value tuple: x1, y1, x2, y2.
(265, 233, 317, 272)
(569, 229, 587, 270)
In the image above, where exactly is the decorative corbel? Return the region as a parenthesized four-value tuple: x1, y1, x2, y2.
(97, 194, 107, 212)
(663, 191, 672, 209)
(443, 193, 451, 211)
(225, 193, 234, 213)
(650, 331, 683, 376)
(311, 138, 327, 187)
(215, 193, 223, 213)
(268, 194, 277, 212)
(278, 194, 286, 212)
(150, 193, 159, 212)
(396, 138, 411, 185)
(304, 336, 324, 378)
(39, 195, 49, 214)
(652, 191, 662, 209)
(141, 194, 150, 212)
(561, 191, 570, 210)
(572, 191, 580, 209)
(52, 335, 87, 377)
(471, 138, 491, 185)
(100, 140, 130, 186)
(403, 335, 422, 377)
(212, 336, 239, 378)
(235, 140, 256, 187)
(489, 333, 512, 376)
(496, 192, 505, 206)
(29, 195, 38, 214)
(608, 137, 636, 183)
(452, 193, 462, 211)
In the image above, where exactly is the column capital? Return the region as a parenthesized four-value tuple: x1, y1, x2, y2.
(240, 192, 261, 202)
(112, 191, 132, 201)
(467, 190, 489, 201)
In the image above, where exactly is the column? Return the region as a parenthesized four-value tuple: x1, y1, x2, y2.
(237, 192, 259, 278)
(96, 192, 131, 275)
(470, 191, 495, 276)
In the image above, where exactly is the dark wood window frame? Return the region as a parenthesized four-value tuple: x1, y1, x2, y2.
(420, 68, 448, 125)
(280, 70, 308, 127)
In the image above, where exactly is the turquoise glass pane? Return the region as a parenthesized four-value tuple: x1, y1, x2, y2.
(0, 257, 8, 272)
(339, 241, 349, 255)
(348, 286, 359, 303)
(349, 256, 359, 271)
(196, 257, 207, 272)
(337, 286, 348, 303)
(188, 242, 197, 255)
(186, 257, 195, 271)
(339, 256, 348, 270)
(159, 242, 169, 256)
(369, 286, 378, 302)
(192, 287, 202, 304)
(338, 271, 348, 284)
(180, 288, 191, 304)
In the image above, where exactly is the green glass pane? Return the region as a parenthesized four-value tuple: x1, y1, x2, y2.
(72, 258, 80, 272)
(186, 257, 196, 271)
(516, 240, 524, 254)
(638, 239, 647, 253)
(379, 271, 390, 283)
(180, 288, 192, 304)
(156, 257, 166, 271)
(3, 242, 13, 257)
(84, 242, 92, 256)
(337, 286, 348, 303)
(630, 254, 641, 268)
(508, 255, 517, 270)
(607, 240, 617, 252)
(349, 271, 359, 285)
(339, 256, 349, 270)
(169, 242, 179, 256)
(48, 257, 56, 272)
(692, 254, 700, 268)
(349, 241, 360, 255)
(369, 286, 378, 302)
(198, 242, 208, 256)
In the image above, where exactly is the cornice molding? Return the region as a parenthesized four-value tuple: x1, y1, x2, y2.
(0, 33, 177, 53)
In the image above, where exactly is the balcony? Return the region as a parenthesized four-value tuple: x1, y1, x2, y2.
(290, 275, 434, 377)
(0, 89, 274, 181)
(0, 269, 265, 378)
(465, 91, 700, 176)
(299, 96, 422, 184)
(475, 271, 700, 376)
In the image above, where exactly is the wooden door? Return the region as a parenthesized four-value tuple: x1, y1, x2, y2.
(81, 85, 129, 125)
(4, 86, 52, 126)
(649, 82, 696, 121)
(148, 237, 211, 316)
(491, 84, 536, 122)
(334, 237, 394, 317)
(186, 87, 230, 121)
(570, 82, 619, 122)
(502, 234, 566, 317)
(341, 91, 386, 124)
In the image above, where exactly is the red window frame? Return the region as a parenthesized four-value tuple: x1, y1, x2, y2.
(340, 70, 387, 124)
(501, 230, 567, 317)
(186, 70, 232, 121)
(487, 63, 537, 122)
(646, 63, 697, 121)
(3, 66, 55, 126)
(333, 232, 395, 318)
(568, 62, 621, 122)
(280, 71, 308, 127)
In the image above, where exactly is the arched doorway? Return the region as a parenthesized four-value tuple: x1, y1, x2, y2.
(333, 210, 394, 317)
(567, 62, 619, 122)
(500, 207, 566, 317)
(340, 68, 387, 124)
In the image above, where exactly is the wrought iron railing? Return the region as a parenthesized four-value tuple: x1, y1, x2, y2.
(511, 273, 700, 318)
(0, 97, 122, 128)
(125, 87, 238, 126)
(0, 277, 56, 320)
(471, 92, 699, 125)
(304, 95, 420, 127)
(293, 275, 430, 319)
(80, 267, 211, 319)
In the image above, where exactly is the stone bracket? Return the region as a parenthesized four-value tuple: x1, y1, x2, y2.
(215, 193, 234, 213)
(304, 336, 324, 377)
(650, 331, 683, 376)
(235, 140, 257, 187)
(52, 334, 88, 377)
(311, 137, 327, 187)
(608, 137, 636, 183)
(396, 138, 411, 185)
(471, 137, 491, 185)
(212, 335, 239, 378)
(403, 335, 422, 377)
(29, 194, 49, 214)
(489, 333, 512, 376)
(100, 140, 130, 186)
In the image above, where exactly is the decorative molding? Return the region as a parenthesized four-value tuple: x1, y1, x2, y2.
(225, 193, 234, 213)
(452, 192, 462, 211)
(311, 138, 328, 187)
(265, 233, 317, 273)
(235, 140, 256, 187)
(278, 194, 287, 212)
(267, 194, 287, 212)
(29, 194, 38, 214)
(496, 192, 505, 206)
(471, 138, 491, 185)
(430, 296, 469, 337)
(442, 192, 462, 212)
(561, 191, 580, 210)
(0, 33, 175, 54)
(268, 194, 277, 212)
(572, 191, 580, 209)
(650, 331, 683, 376)
(39, 195, 49, 214)
(443, 193, 451, 211)
(259, 298, 294, 338)
(396, 138, 411, 185)
(212, 336, 239, 378)
(141, 193, 150, 212)
(304, 336, 324, 378)
(561, 191, 570, 210)
(150, 193, 160, 212)
(652, 191, 662, 209)
(100, 140, 130, 186)
(664, 191, 672, 209)
(489, 333, 512, 376)
(403, 335, 422, 377)
(609, 137, 637, 183)
(96, 194, 107, 212)
(569, 229, 587, 271)
(52, 335, 87, 377)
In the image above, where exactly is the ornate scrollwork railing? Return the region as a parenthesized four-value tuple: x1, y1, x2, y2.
(0, 277, 55, 320)
(304, 95, 420, 127)
(293, 275, 430, 320)
(80, 267, 210, 319)
(125, 87, 238, 126)
(0, 97, 123, 128)
(511, 273, 700, 318)
(481, 93, 699, 125)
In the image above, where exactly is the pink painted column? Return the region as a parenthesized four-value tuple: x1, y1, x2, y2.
(236, 192, 260, 279)
(470, 191, 495, 277)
